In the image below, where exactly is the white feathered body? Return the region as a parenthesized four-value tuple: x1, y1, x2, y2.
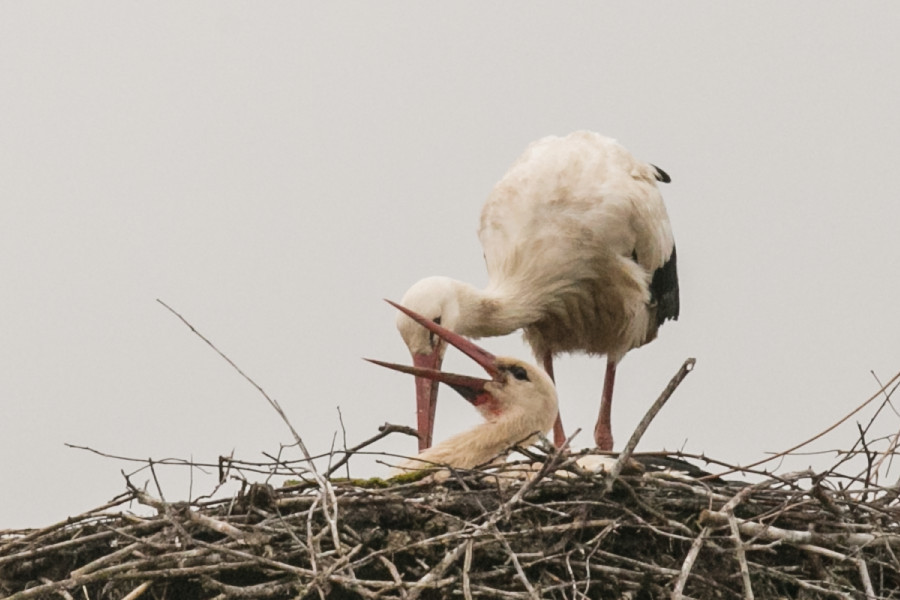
(458, 131, 677, 362)
(397, 359, 558, 471)
(394, 131, 679, 453)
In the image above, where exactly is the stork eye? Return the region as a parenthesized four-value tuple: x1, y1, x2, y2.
(508, 365, 529, 381)
(428, 316, 442, 347)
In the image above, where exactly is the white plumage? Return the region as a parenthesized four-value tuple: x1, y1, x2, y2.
(397, 131, 679, 451)
(369, 303, 558, 472)
(397, 357, 557, 472)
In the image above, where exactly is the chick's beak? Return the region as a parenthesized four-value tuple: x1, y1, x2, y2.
(365, 358, 493, 406)
(368, 301, 502, 420)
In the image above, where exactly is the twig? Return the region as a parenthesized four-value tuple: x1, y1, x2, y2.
(727, 512, 754, 600)
(463, 538, 474, 600)
(406, 443, 565, 600)
(121, 581, 151, 600)
(855, 557, 877, 600)
(0, 491, 137, 556)
(336, 407, 350, 478)
(156, 300, 315, 472)
(157, 299, 344, 556)
(605, 358, 695, 492)
(829, 371, 897, 483)
(11, 386, 900, 599)
(70, 542, 141, 577)
(671, 526, 709, 600)
(699, 509, 900, 548)
(324, 423, 419, 477)
(707, 368, 900, 480)
(867, 372, 900, 480)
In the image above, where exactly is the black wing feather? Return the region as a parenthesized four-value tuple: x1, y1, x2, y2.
(650, 245, 679, 326)
(651, 164, 671, 184)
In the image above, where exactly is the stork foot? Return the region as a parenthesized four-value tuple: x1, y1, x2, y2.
(594, 424, 614, 452)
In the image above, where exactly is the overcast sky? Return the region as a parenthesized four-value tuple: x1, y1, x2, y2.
(3, 3, 899, 528)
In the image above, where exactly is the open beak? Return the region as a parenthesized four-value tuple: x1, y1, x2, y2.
(368, 300, 501, 447)
(365, 357, 495, 407)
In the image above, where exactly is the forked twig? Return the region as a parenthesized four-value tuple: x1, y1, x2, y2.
(156, 299, 313, 468)
(325, 423, 419, 477)
(157, 299, 344, 556)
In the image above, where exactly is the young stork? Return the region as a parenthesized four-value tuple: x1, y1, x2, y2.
(369, 301, 558, 472)
(397, 131, 679, 452)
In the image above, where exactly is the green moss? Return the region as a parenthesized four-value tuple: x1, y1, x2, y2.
(335, 472, 432, 486)
(387, 470, 431, 484)
(319, 476, 397, 489)
(344, 477, 393, 488)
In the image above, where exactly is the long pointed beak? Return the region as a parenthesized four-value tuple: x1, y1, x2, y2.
(411, 351, 442, 450)
(368, 301, 502, 444)
(386, 299, 499, 379)
(365, 358, 493, 406)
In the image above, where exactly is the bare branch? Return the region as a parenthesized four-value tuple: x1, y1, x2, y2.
(605, 358, 695, 492)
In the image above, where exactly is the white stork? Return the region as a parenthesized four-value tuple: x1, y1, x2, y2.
(369, 302, 558, 472)
(396, 131, 679, 452)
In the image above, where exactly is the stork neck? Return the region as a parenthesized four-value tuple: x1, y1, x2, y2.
(429, 415, 542, 469)
(452, 280, 538, 339)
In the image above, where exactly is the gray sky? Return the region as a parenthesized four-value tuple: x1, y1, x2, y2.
(3, 3, 899, 528)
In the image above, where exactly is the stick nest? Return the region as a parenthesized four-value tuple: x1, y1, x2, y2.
(3, 440, 900, 600)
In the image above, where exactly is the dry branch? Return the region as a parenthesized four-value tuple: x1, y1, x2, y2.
(5, 438, 900, 600)
(5, 311, 899, 600)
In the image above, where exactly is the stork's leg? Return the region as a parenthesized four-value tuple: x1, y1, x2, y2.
(594, 358, 617, 451)
(542, 353, 567, 448)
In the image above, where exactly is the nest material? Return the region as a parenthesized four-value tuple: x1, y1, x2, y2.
(4, 351, 899, 599)
(3, 446, 900, 600)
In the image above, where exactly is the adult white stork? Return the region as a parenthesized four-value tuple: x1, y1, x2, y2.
(369, 302, 558, 472)
(396, 131, 679, 452)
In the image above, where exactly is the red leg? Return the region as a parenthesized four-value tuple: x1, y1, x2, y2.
(542, 353, 567, 448)
(594, 358, 617, 451)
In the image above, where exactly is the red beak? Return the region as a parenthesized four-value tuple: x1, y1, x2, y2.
(386, 299, 499, 379)
(368, 300, 501, 449)
(365, 358, 494, 407)
(411, 351, 441, 450)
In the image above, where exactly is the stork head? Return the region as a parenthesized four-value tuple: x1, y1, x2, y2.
(393, 277, 464, 450)
(371, 302, 558, 444)
(473, 357, 558, 438)
(395, 276, 462, 356)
